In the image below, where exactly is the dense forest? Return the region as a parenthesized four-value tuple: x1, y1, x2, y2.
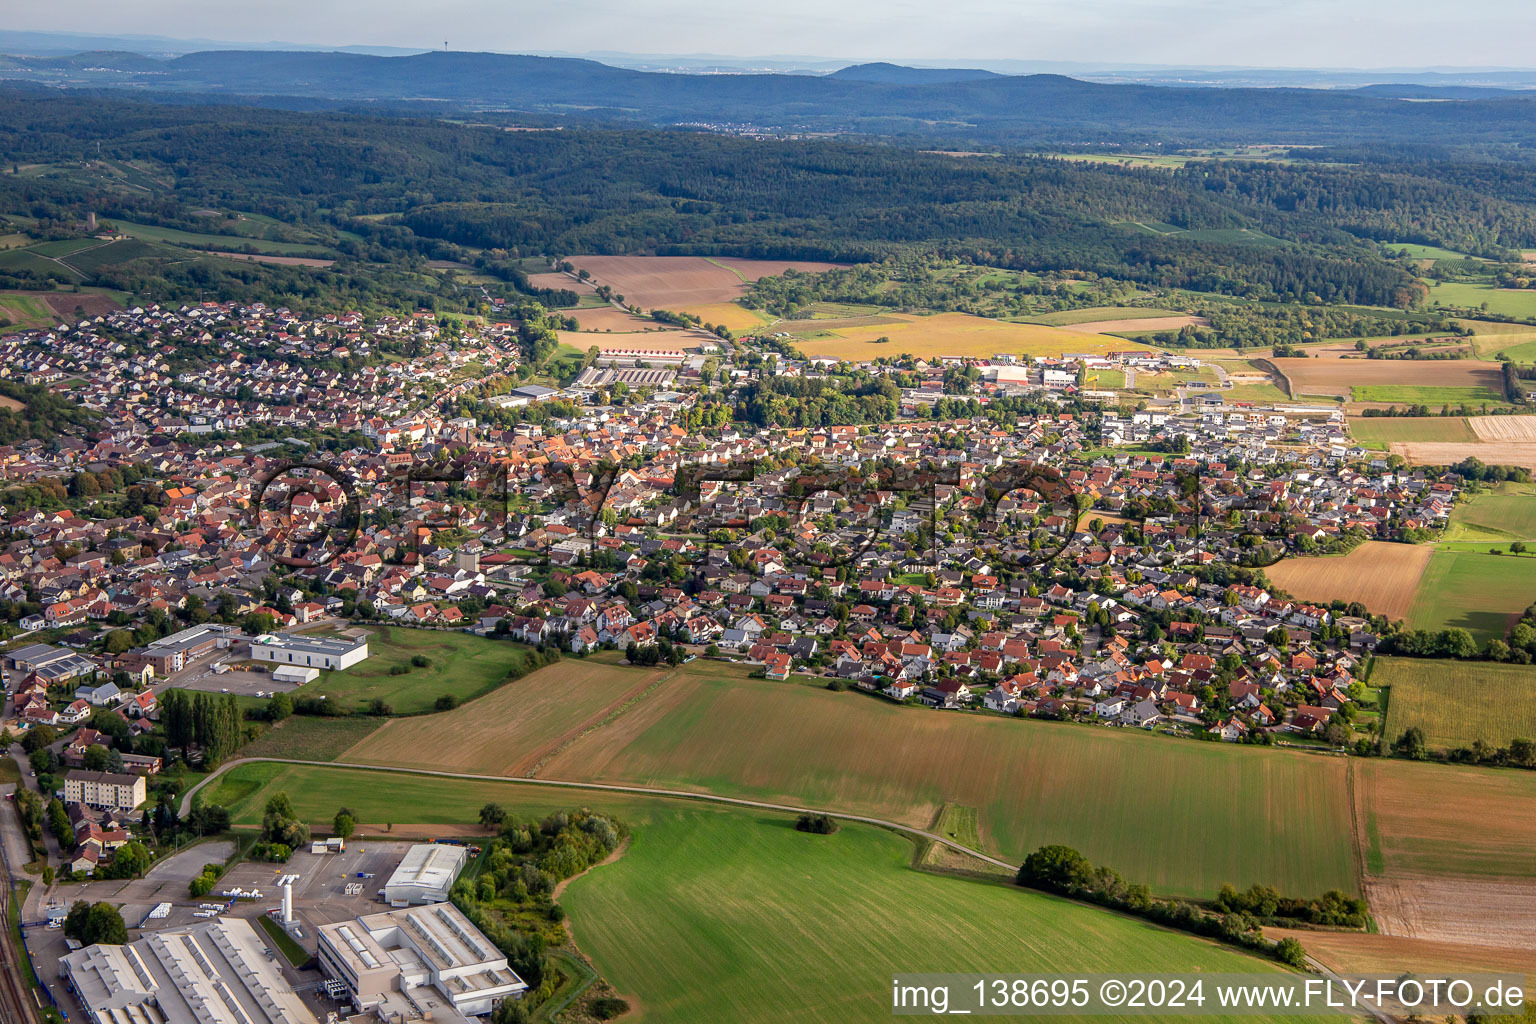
(5, 90, 1536, 312)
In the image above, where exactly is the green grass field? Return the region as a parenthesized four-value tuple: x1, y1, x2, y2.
(1442, 482, 1536, 542)
(1023, 306, 1179, 327)
(1347, 417, 1478, 446)
(206, 766, 1316, 1023)
(0, 292, 56, 328)
(1428, 280, 1536, 320)
(1350, 385, 1507, 405)
(237, 715, 383, 762)
(1385, 243, 1482, 262)
(1407, 548, 1535, 641)
(111, 219, 332, 256)
(307, 627, 532, 714)
(561, 805, 1313, 1024)
(1379, 658, 1536, 751)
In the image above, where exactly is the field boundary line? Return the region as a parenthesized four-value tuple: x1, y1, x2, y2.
(181, 757, 1020, 871)
(1344, 758, 1367, 896)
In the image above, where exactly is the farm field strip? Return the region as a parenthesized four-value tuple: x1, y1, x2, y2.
(1346, 417, 1477, 445)
(1263, 542, 1433, 621)
(1471, 415, 1536, 442)
(1406, 548, 1536, 640)
(567, 255, 842, 310)
(341, 660, 672, 775)
(1272, 357, 1506, 399)
(1378, 657, 1536, 751)
(786, 311, 1155, 361)
(560, 805, 1315, 1024)
(1389, 441, 1536, 471)
(523, 665, 1357, 897)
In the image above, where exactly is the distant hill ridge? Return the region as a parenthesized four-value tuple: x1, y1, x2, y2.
(3, 48, 1536, 148)
(827, 62, 1004, 84)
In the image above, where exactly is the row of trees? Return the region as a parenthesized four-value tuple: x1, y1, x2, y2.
(159, 690, 244, 767)
(1016, 845, 1308, 967)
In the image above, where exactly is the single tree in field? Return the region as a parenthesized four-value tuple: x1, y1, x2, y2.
(479, 803, 506, 829)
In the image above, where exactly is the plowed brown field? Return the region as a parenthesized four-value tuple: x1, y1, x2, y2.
(1273, 357, 1505, 397)
(1263, 542, 1432, 619)
(568, 255, 842, 309)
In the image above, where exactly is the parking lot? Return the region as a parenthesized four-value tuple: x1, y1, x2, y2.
(166, 650, 302, 697)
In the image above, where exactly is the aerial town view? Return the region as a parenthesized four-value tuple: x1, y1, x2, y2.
(0, 2, 1533, 1022)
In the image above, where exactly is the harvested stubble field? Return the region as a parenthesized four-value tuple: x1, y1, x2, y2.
(1378, 657, 1536, 751)
(678, 300, 772, 333)
(1471, 415, 1536, 442)
(1262, 542, 1433, 620)
(1266, 928, 1536, 982)
(1062, 315, 1205, 335)
(787, 311, 1155, 362)
(1353, 757, 1536, 952)
(563, 306, 674, 332)
(343, 660, 672, 776)
(372, 660, 1358, 898)
(1390, 440, 1536, 471)
(568, 255, 842, 309)
(1272, 357, 1506, 399)
(1354, 758, 1536, 881)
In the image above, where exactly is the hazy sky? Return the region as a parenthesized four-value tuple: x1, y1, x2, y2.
(14, 0, 1536, 68)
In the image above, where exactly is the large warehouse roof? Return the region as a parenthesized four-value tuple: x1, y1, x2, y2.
(61, 917, 317, 1024)
(383, 843, 469, 904)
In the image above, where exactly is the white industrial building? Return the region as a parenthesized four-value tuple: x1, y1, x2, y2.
(248, 632, 369, 671)
(270, 665, 320, 684)
(383, 843, 468, 906)
(317, 902, 526, 1022)
(60, 917, 317, 1024)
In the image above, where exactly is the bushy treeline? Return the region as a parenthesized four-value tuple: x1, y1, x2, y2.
(737, 375, 900, 428)
(1390, 727, 1536, 771)
(0, 379, 98, 443)
(451, 809, 626, 1012)
(1016, 845, 1309, 967)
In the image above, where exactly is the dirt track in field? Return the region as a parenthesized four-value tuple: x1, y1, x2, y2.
(1263, 542, 1433, 620)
